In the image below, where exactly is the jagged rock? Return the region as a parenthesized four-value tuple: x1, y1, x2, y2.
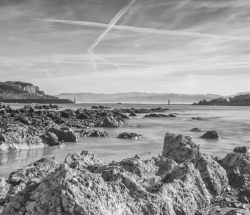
(102, 116, 124, 128)
(48, 127, 79, 142)
(129, 112, 136, 117)
(239, 188, 250, 203)
(0, 178, 9, 213)
(201, 130, 220, 139)
(195, 154, 228, 197)
(0, 124, 45, 151)
(77, 112, 89, 120)
(221, 147, 250, 188)
(15, 116, 31, 125)
(1, 151, 211, 215)
(192, 117, 207, 121)
(150, 107, 169, 112)
(118, 132, 142, 140)
(144, 114, 176, 118)
(225, 209, 246, 215)
(60, 109, 76, 118)
(5, 158, 58, 202)
(81, 129, 110, 137)
(40, 131, 61, 146)
(191, 128, 203, 132)
(162, 133, 200, 163)
(160, 163, 211, 213)
(0, 178, 9, 201)
(233, 147, 250, 154)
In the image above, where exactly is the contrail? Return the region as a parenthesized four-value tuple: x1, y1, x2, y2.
(87, 0, 137, 69)
(39, 18, 250, 42)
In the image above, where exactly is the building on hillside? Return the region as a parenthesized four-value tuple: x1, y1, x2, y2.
(24, 85, 39, 94)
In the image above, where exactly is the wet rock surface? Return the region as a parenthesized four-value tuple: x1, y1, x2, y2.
(191, 128, 203, 132)
(118, 132, 142, 140)
(102, 116, 125, 127)
(0, 105, 128, 151)
(144, 113, 176, 118)
(162, 133, 200, 163)
(80, 129, 110, 137)
(221, 147, 250, 189)
(201, 130, 220, 139)
(0, 132, 249, 214)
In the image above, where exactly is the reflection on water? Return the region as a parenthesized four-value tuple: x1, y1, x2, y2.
(0, 104, 250, 178)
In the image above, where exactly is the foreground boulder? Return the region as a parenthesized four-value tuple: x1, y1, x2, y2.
(0, 157, 59, 213)
(195, 154, 228, 197)
(162, 133, 200, 163)
(163, 133, 228, 198)
(221, 147, 250, 188)
(1, 151, 211, 215)
(201, 130, 220, 139)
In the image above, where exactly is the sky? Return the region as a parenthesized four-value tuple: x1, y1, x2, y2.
(1, 0, 250, 95)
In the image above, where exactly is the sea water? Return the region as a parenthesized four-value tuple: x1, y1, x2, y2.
(0, 104, 249, 178)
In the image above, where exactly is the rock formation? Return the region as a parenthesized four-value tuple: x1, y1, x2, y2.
(118, 132, 142, 140)
(201, 130, 220, 139)
(0, 130, 249, 214)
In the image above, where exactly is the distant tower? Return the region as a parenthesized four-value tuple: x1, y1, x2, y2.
(168, 100, 170, 105)
(74, 97, 76, 104)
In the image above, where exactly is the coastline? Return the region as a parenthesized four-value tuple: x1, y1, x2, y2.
(0, 104, 249, 214)
(0, 131, 249, 214)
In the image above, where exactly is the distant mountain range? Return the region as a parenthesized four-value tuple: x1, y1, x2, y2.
(57, 92, 222, 104)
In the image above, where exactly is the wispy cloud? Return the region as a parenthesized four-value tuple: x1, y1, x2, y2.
(1, 0, 250, 95)
(39, 18, 250, 41)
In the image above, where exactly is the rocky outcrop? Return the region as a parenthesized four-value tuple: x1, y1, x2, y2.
(0, 105, 132, 151)
(162, 133, 200, 163)
(0, 132, 249, 214)
(221, 147, 250, 188)
(144, 114, 176, 118)
(1, 158, 59, 214)
(48, 127, 79, 142)
(195, 154, 228, 197)
(1, 150, 211, 215)
(201, 130, 220, 139)
(40, 131, 61, 146)
(0, 124, 45, 151)
(118, 132, 142, 140)
(191, 128, 203, 132)
(80, 129, 110, 137)
(163, 133, 228, 198)
(102, 116, 124, 128)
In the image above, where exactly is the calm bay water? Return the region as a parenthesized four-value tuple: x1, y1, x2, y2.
(0, 103, 249, 178)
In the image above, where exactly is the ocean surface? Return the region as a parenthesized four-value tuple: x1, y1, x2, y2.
(0, 103, 249, 178)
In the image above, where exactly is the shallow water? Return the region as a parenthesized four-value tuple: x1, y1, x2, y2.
(0, 104, 250, 178)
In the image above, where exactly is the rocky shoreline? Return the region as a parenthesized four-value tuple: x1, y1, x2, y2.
(0, 132, 249, 214)
(0, 104, 249, 214)
(0, 104, 175, 152)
